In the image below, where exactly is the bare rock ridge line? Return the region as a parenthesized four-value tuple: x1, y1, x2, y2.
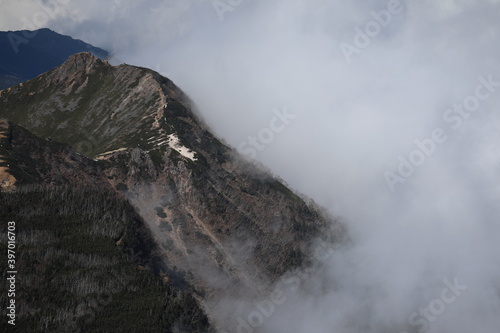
(0, 52, 345, 330)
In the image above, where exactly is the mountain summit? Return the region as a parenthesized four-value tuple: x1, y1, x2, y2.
(1, 52, 202, 159)
(0, 53, 343, 331)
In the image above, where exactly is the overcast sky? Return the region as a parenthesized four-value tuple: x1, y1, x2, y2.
(2, 0, 500, 332)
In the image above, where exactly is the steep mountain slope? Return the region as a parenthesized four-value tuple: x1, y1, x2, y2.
(0, 120, 212, 332)
(0, 118, 107, 189)
(0, 28, 108, 90)
(0, 53, 344, 331)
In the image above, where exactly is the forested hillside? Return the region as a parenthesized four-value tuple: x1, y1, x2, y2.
(0, 184, 212, 332)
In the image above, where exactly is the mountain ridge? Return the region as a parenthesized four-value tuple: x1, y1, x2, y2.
(1, 52, 202, 159)
(0, 53, 344, 331)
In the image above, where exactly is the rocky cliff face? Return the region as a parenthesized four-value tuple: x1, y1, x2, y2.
(0, 53, 344, 331)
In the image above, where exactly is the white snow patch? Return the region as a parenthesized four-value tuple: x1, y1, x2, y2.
(167, 134, 197, 161)
(155, 140, 169, 146)
(148, 136, 167, 144)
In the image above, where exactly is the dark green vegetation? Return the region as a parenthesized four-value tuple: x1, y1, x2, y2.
(0, 28, 108, 90)
(0, 185, 212, 332)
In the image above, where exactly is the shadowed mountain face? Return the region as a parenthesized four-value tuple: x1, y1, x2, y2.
(0, 52, 344, 331)
(0, 119, 213, 332)
(0, 28, 108, 90)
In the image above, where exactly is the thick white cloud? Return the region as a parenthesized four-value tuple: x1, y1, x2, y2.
(2, 0, 500, 332)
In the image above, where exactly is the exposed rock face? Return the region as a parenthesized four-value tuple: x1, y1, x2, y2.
(0, 53, 344, 330)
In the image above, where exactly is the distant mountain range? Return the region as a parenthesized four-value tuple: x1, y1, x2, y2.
(0, 28, 108, 90)
(0, 50, 344, 331)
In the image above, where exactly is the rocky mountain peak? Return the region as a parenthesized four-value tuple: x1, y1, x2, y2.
(1, 52, 190, 158)
(55, 51, 109, 76)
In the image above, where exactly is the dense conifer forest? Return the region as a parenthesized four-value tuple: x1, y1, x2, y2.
(0, 184, 212, 332)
